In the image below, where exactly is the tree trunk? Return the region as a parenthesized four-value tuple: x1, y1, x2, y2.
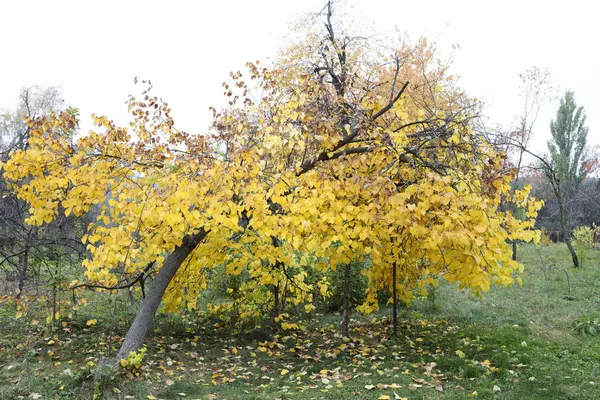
(392, 262, 398, 336)
(114, 230, 206, 361)
(557, 189, 579, 268)
(270, 238, 283, 328)
(341, 262, 351, 337)
(52, 283, 57, 330)
(16, 243, 29, 299)
(392, 262, 397, 336)
(272, 280, 280, 325)
(511, 241, 517, 261)
(128, 288, 136, 306)
(565, 238, 579, 268)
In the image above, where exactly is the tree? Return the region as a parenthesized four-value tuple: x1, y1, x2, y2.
(1, 2, 541, 365)
(509, 68, 556, 260)
(481, 67, 556, 261)
(545, 90, 590, 267)
(549, 91, 589, 191)
(0, 86, 82, 299)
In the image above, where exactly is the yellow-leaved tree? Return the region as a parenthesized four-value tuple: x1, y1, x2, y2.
(2, 2, 541, 363)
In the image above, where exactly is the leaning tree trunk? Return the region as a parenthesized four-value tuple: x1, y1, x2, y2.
(114, 230, 207, 361)
(341, 262, 351, 337)
(564, 238, 579, 268)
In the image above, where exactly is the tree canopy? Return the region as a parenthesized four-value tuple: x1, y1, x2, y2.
(1, 6, 542, 358)
(548, 90, 590, 193)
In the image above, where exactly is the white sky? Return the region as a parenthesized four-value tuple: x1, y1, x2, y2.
(1, 0, 598, 155)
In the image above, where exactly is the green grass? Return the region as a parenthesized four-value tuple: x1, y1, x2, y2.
(1, 243, 600, 399)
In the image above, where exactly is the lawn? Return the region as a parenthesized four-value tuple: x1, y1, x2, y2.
(1, 243, 600, 399)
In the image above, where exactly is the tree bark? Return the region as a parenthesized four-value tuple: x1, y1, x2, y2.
(341, 262, 351, 337)
(114, 230, 207, 361)
(392, 262, 397, 336)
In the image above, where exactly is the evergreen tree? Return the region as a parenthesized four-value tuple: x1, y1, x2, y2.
(548, 90, 589, 193)
(545, 90, 589, 267)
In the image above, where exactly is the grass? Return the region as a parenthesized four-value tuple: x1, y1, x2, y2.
(1, 243, 600, 399)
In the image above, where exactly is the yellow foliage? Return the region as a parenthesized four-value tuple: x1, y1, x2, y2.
(0, 13, 542, 325)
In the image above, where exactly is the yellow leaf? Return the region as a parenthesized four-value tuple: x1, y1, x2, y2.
(455, 349, 466, 358)
(379, 396, 391, 400)
(280, 369, 289, 376)
(86, 319, 97, 326)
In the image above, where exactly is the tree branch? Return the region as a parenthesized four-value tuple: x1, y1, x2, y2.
(71, 261, 156, 291)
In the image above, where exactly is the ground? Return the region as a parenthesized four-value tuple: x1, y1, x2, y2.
(1, 243, 600, 399)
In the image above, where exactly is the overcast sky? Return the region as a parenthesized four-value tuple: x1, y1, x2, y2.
(1, 0, 598, 154)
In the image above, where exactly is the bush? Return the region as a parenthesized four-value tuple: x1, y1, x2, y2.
(572, 225, 599, 268)
(573, 314, 600, 336)
(538, 227, 553, 246)
(572, 225, 598, 248)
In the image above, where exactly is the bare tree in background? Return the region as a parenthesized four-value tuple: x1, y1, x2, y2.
(480, 67, 556, 260)
(509, 68, 556, 259)
(0, 86, 83, 297)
